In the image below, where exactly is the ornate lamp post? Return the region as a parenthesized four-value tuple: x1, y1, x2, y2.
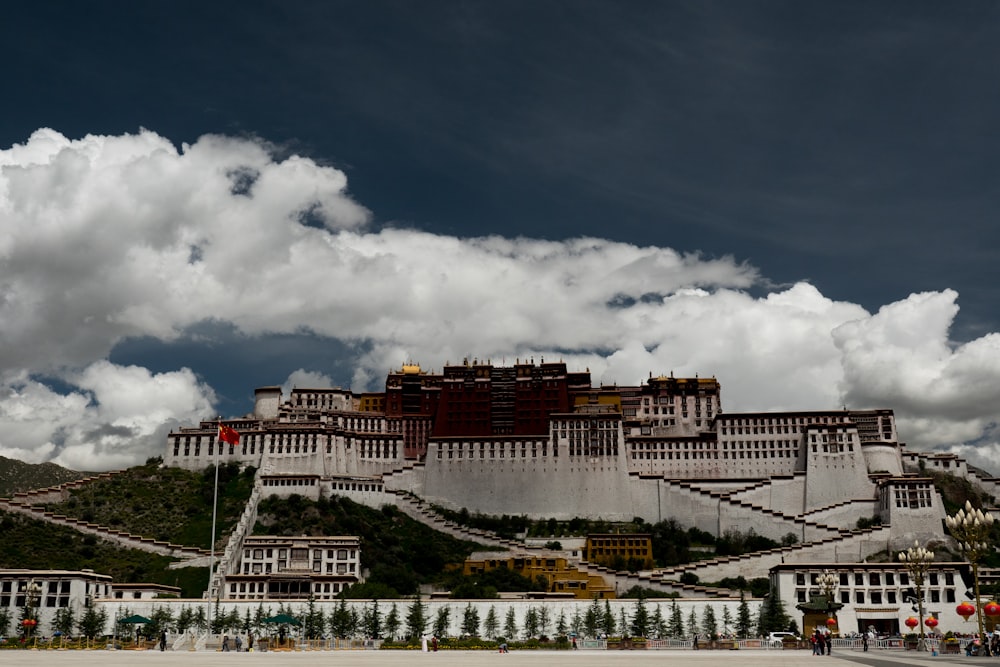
(898, 541, 933, 651)
(946, 501, 995, 655)
(24, 579, 41, 645)
(818, 571, 838, 630)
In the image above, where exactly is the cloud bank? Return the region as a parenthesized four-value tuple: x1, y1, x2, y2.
(1, 129, 997, 471)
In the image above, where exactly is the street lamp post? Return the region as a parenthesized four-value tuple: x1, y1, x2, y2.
(25, 579, 41, 645)
(946, 501, 995, 656)
(818, 571, 838, 623)
(898, 541, 933, 651)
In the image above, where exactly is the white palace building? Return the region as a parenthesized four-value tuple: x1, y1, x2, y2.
(155, 360, 1000, 636)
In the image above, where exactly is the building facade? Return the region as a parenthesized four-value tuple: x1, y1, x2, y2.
(223, 536, 362, 601)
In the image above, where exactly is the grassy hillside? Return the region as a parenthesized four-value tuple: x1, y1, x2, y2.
(0, 456, 91, 496)
(42, 459, 255, 550)
(0, 510, 208, 597)
(254, 494, 493, 596)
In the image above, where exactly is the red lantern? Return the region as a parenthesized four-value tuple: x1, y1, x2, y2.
(905, 617, 919, 629)
(925, 617, 939, 629)
(826, 617, 837, 627)
(985, 601, 1000, 617)
(957, 602, 976, 621)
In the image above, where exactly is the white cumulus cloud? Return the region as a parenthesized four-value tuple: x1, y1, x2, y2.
(1, 128, 998, 472)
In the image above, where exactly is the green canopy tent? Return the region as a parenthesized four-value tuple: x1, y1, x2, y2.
(118, 614, 153, 625)
(264, 613, 300, 648)
(264, 613, 300, 626)
(117, 614, 153, 646)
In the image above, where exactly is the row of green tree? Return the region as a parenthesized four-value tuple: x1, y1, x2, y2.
(0, 605, 108, 640)
(1, 592, 793, 643)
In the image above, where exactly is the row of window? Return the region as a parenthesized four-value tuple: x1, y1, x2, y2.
(243, 548, 356, 560)
(795, 589, 956, 605)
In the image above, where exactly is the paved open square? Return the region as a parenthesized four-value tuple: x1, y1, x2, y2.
(1, 649, 989, 667)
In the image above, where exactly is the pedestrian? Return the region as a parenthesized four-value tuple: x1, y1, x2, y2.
(159, 630, 167, 651)
(693, 634, 699, 650)
(432, 635, 438, 652)
(248, 632, 254, 652)
(862, 632, 868, 652)
(222, 635, 230, 652)
(234, 634, 243, 652)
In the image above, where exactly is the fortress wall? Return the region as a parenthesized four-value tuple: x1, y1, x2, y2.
(664, 526, 893, 583)
(422, 445, 634, 520)
(805, 447, 875, 511)
(724, 475, 805, 514)
(717, 502, 812, 543)
(885, 493, 947, 548)
(324, 480, 396, 510)
(863, 443, 903, 476)
(801, 500, 878, 530)
(766, 475, 807, 513)
(629, 478, 722, 533)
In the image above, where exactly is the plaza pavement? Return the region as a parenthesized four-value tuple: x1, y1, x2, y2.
(1, 649, 991, 667)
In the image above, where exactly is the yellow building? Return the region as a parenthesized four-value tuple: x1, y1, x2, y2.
(462, 555, 615, 599)
(584, 534, 654, 570)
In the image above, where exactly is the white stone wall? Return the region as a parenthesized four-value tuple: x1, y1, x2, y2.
(93, 596, 758, 640)
(421, 440, 635, 521)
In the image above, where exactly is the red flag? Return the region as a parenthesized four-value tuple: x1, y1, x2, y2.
(218, 423, 240, 446)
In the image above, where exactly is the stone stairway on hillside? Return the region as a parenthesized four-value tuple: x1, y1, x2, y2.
(647, 523, 893, 585)
(0, 472, 210, 562)
(385, 490, 520, 552)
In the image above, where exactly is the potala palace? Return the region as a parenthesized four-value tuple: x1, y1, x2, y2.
(162, 359, 1000, 637)
(5, 359, 999, 644)
(167, 359, 988, 550)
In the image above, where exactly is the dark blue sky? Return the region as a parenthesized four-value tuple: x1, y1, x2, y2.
(4, 1, 1000, 420)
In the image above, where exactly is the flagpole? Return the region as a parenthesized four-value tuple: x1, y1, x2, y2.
(207, 425, 221, 641)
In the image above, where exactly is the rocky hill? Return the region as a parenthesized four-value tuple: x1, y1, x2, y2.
(0, 455, 90, 496)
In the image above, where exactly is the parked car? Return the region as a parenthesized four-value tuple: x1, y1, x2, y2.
(768, 632, 799, 646)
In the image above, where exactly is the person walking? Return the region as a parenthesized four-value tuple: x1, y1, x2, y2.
(159, 630, 167, 652)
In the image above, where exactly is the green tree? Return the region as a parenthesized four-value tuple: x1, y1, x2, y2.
(722, 605, 733, 635)
(252, 603, 268, 634)
(194, 606, 207, 631)
(602, 600, 616, 637)
(483, 605, 499, 639)
(363, 600, 382, 639)
(668, 600, 684, 637)
(53, 607, 75, 637)
(523, 607, 539, 638)
(503, 607, 518, 639)
(303, 595, 324, 639)
(461, 603, 480, 637)
(686, 607, 699, 637)
(538, 605, 550, 637)
(630, 594, 649, 638)
(432, 605, 451, 638)
(405, 596, 427, 640)
(737, 592, 753, 637)
(702, 604, 718, 638)
(757, 592, 791, 635)
(384, 603, 401, 640)
(584, 597, 600, 637)
(555, 609, 568, 636)
(348, 606, 361, 638)
(329, 597, 352, 638)
(571, 608, 583, 637)
(651, 603, 667, 639)
(148, 605, 174, 637)
(176, 606, 194, 634)
(78, 606, 107, 639)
